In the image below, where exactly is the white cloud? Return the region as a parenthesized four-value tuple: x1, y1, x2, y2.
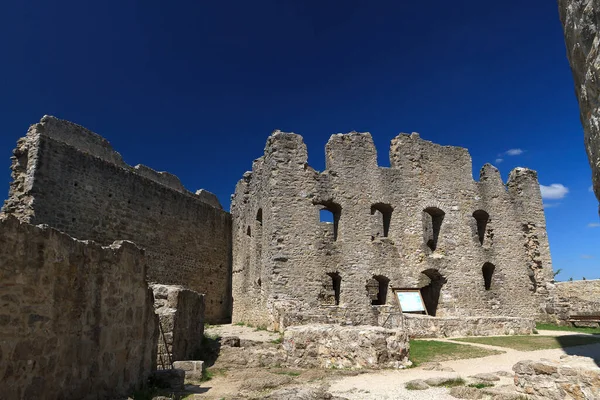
(589, 185, 594, 192)
(581, 254, 594, 259)
(588, 222, 600, 228)
(540, 183, 569, 200)
(543, 202, 561, 209)
(495, 158, 504, 164)
(505, 148, 524, 156)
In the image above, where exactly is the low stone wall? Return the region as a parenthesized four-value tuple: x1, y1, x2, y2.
(554, 280, 600, 324)
(152, 284, 205, 367)
(513, 356, 600, 399)
(0, 216, 158, 400)
(282, 324, 409, 369)
(404, 314, 535, 338)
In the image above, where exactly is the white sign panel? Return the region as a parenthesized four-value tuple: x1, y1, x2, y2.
(396, 290, 426, 313)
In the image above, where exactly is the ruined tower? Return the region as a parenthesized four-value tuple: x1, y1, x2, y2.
(231, 131, 554, 330)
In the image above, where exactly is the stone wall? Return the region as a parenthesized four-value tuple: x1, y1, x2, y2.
(514, 356, 600, 399)
(1, 116, 232, 323)
(404, 314, 535, 338)
(231, 131, 554, 329)
(553, 279, 600, 323)
(282, 324, 409, 369)
(558, 0, 600, 205)
(0, 216, 157, 400)
(152, 284, 205, 367)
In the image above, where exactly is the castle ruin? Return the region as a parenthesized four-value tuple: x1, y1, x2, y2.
(1, 116, 232, 323)
(0, 115, 587, 398)
(231, 131, 554, 330)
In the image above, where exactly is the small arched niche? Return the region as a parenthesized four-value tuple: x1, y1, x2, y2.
(418, 269, 447, 316)
(423, 207, 445, 251)
(371, 203, 393, 238)
(472, 210, 489, 245)
(366, 275, 390, 305)
(319, 272, 342, 305)
(482, 262, 495, 290)
(315, 201, 342, 241)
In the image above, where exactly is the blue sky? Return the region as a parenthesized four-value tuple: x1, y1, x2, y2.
(1, 0, 598, 280)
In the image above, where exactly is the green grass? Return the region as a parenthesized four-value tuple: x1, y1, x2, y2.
(453, 335, 600, 351)
(432, 377, 466, 388)
(271, 333, 284, 344)
(536, 322, 600, 334)
(200, 367, 228, 382)
(468, 382, 494, 389)
(409, 340, 504, 365)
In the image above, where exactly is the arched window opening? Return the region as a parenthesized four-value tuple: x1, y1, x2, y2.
(482, 262, 495, 290)
(319, 272, 342, 305)
(246, 226, 251, 236)
(423, 207, 445, 251)
(316, 201, 342, 241)
(473, 210, 489, 245)
(366, 275, 390, 305)
(256, 208, 263, 225)
(418, 269, 447, 316)
(371, 203, 393, 238)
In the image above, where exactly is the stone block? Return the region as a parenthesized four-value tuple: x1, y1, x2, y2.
(172, 360, 204, 380)
(283, 324, 409, 369)
(513, 356, 600, 399)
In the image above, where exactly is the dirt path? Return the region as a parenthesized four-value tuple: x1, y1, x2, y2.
(329, 332, 600, 399)
(189, 326, 600, 399)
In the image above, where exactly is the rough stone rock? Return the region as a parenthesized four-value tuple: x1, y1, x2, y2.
(469, 373, 500, 382)
(263, 387, 349, 400)
(405, 314, 535, 338)
(283, 324, 409, 369)
(406, 379, 430, 390)
(448, 386, 484, 399)
(238, 373, 293, 392)
(513, 356, 600, 399)
(424, 376, 459, 386)
(172, 360, 204, 380)
(558, 0, 600, 205)
(221, 336, 242, 347)
(212, 344, 287, 370)
(150, 369, 185, 391)
(495, 370, 514, 377)
(421, 362, 443, 370)
(152, 284, 205, 366)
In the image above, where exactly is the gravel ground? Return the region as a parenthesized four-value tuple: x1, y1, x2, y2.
(195, 325, 600, 399)
(328, 331, 600, 399)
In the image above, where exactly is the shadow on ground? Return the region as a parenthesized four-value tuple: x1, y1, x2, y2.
(193, 335, 222, 367)
(556, 335, 600, 366)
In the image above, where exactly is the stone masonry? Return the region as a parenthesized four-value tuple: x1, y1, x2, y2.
(1, 116, 232, 323)
(0, 215, 158, 400)
(152, 284, 205, 367)
(282, 324, 410, 369)
(559, 0, 600, 207)
(231, 131, 554, 330)
(553, 279, 600, 324)
(513, 356, 600, 399)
